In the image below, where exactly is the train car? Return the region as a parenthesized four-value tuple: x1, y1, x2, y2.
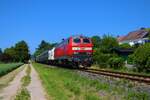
(54, 35, 93, 68)
(36, 48, 55, 64)
(36, 35, 93, 68)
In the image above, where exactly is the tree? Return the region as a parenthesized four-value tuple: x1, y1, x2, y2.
(4, 47, 16, 62)
(0, 48, 2, 55)
(145, 28, 150, 40)
(0, 48, 2, 62)
(34, 40, 56, 56)
(91, 36, 101, 49)
(15, 41, 30, 62)
(148, 30, 150, 40)
(101, 35, 119, 53)
(92, 35, 120, 67)
(132, 43, 150, 72)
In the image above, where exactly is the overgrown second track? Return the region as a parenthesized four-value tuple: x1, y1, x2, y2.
(80, 68, 150, 84)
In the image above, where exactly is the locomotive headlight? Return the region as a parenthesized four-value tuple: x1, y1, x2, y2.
(72, 47, 81, 50)
(84, 47, 92, 50)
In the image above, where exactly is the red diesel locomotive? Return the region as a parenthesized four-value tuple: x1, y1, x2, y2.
(36, 35, 93, 68)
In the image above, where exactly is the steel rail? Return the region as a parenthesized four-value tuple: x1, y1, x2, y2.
(88, 68, 150, 78)
(80, 69, 150, 84)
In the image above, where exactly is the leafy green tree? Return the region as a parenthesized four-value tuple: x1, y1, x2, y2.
(92, 35, 119, 67)
(148, 30, 150, 40)
(4, 47, 16, 62)
(0, 48, 2, 55)
(144, 28, 150, 40)
(14, 41, 30, 62)
(91, 36, 101, 49)
(2, 41, 30, 62)
(132, 43, 150, 72)
(0, 48, 2, 62)
(101, 35, 119, 53)
(34, 40, 56, 56)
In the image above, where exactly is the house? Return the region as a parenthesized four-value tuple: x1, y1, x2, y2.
(117, 28, 150, 46)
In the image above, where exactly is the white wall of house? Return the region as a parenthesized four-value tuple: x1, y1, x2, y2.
(119, 38, 149, 46)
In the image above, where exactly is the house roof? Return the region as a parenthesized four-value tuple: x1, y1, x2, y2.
(117, 36, 125, 42)
(118, 29, 149, 42)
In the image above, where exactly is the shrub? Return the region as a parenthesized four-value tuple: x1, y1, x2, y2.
(127, 54, 134, 64)
(119, 43, 132, 49)
(108, 57, 124, 69)
(145, 57, 150, 72)
(93, 48, 111, 67)
(132, 43, 150, 72)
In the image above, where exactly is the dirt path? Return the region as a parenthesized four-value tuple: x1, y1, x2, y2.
(27, 64, 47, 100)
(0, 65, 27, 100)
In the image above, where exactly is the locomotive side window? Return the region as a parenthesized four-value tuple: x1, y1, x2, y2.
(83, 38, 90, 43)
(73, 38, 81, 43)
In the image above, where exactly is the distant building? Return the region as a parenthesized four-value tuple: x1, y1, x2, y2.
(117, 28, 150, 46)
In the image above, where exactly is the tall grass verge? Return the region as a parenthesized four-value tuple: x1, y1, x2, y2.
(33, 63, 150, 100)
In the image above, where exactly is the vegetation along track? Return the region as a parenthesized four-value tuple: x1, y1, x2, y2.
(80, 68, 150, 84)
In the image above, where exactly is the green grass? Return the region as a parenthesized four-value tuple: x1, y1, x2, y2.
(33, 63, 150, 100)
(15, 88, 30, 100)
(0, 63, 23, 77)
(33, 63, 101, 100)
(0, 65, 24, 91)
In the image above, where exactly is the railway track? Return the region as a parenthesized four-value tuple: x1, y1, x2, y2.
(80, 68, 150, 84)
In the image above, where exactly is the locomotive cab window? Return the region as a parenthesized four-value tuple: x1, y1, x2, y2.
(83, 38, 90, 43)
(73, 38, 81, 43)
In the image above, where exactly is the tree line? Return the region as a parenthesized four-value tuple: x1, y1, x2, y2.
(0, 41, 30, 63)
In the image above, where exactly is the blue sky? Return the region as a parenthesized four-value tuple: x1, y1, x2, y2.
(0, 0, 150, 54)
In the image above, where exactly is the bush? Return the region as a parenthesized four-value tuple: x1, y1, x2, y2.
(92, 35, 119, 68)
(93, 48, 111, 67)
(127, 54, 134, 64)
(146, 57, 150, 71)
(132, 43, 150, 72)
(108, 57, 124, 69)
(119, 43, 132, 49)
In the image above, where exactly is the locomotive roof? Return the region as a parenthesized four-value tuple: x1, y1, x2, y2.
(71, 35, 89, 38)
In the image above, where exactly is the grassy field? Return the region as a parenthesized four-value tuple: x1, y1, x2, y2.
(0, 63, 23, 77)
(0, 65, 24, 91)
(33, 63, 150, 100)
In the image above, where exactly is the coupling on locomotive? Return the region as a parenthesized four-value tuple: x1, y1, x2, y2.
(36, 35, 93, 68)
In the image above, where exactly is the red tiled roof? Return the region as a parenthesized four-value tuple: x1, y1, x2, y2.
(118, 29, 148, 42)
(117, 36, 125, 42)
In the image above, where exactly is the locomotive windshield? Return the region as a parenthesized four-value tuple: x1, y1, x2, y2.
(83, 38, 90, 43)
(73, 38, 81, 43)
